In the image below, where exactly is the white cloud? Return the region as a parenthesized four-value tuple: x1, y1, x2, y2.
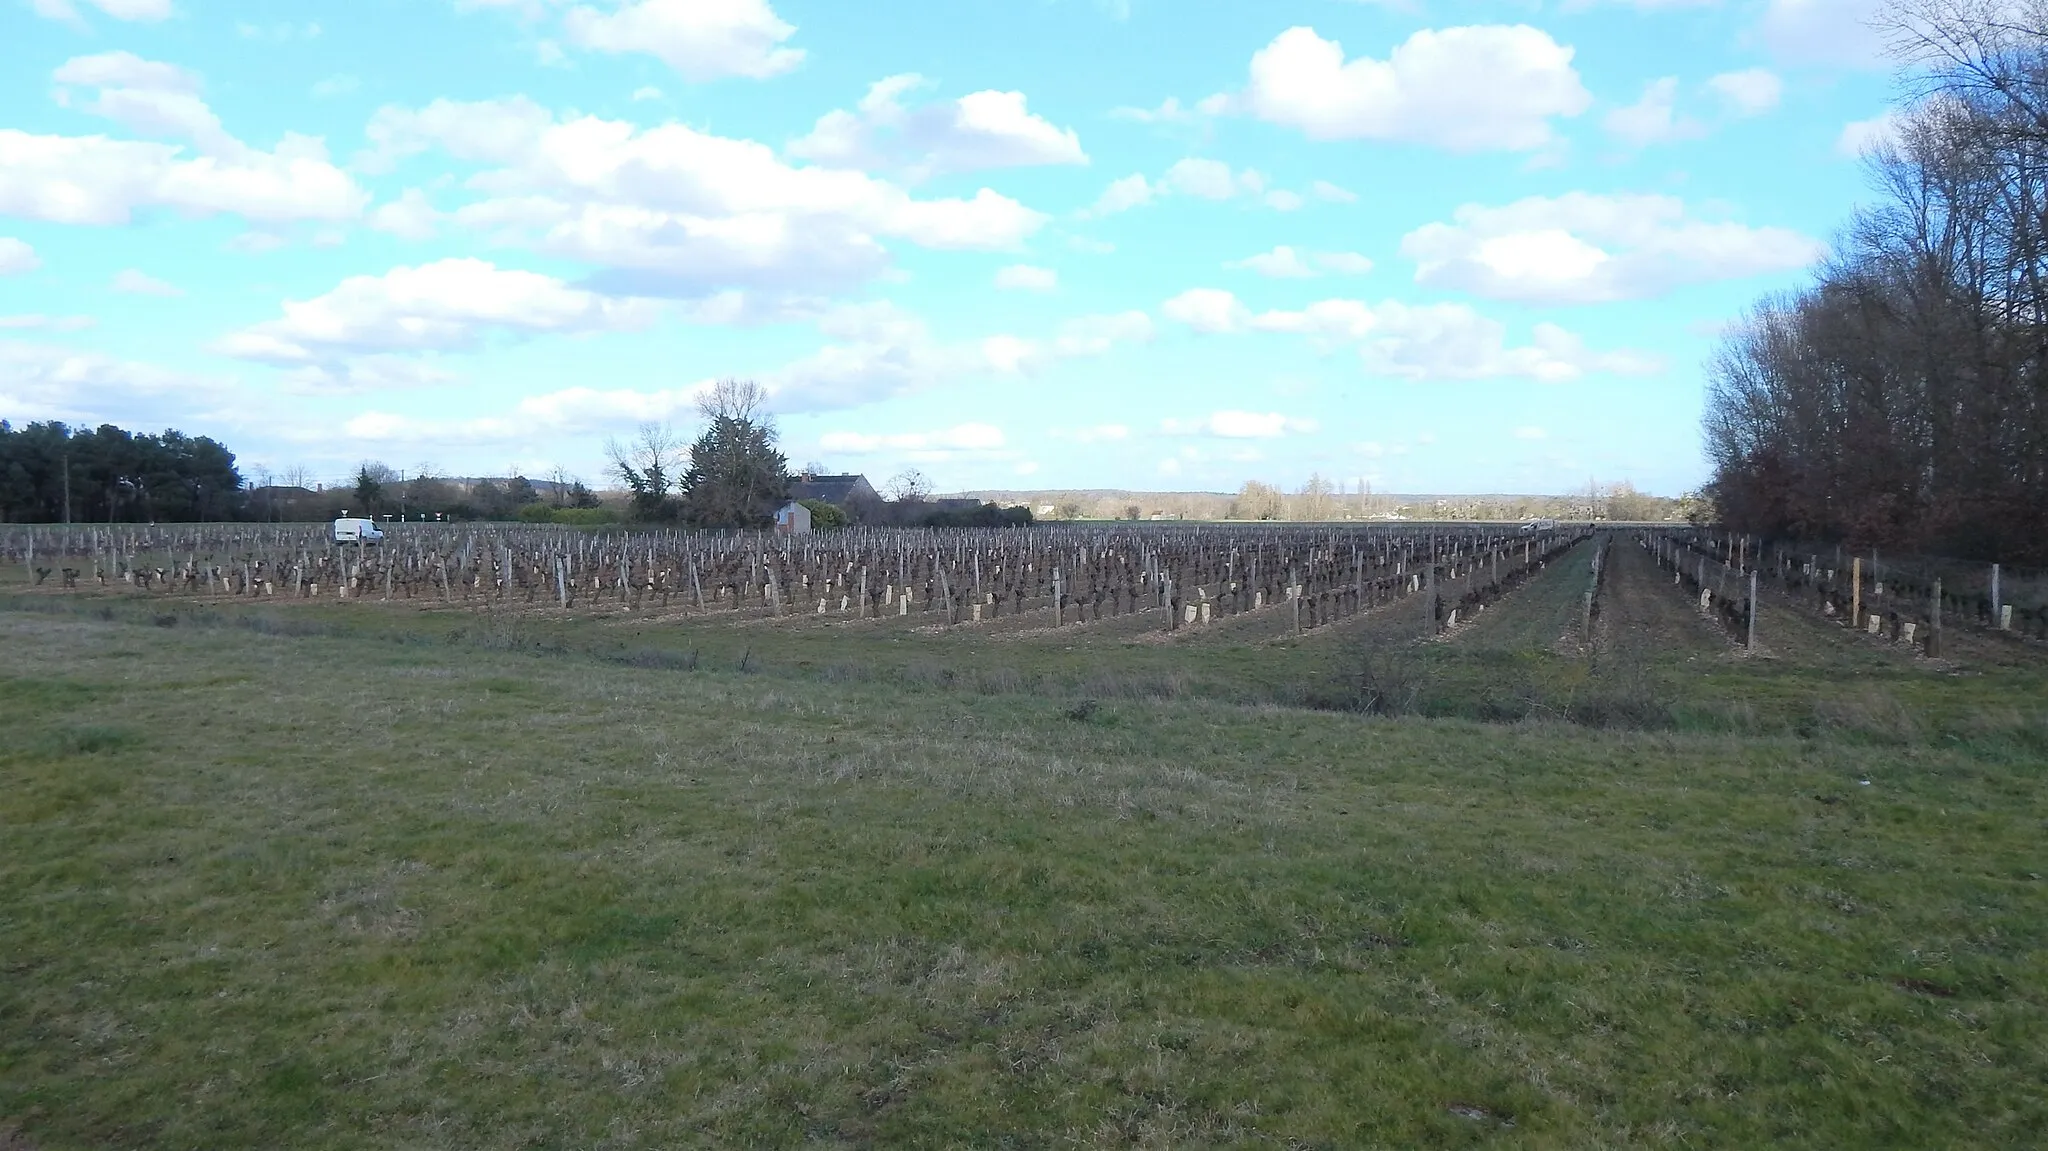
(110, 268, 182, 296)
(30, 0, 171, 26)
(789, 75, 1087, 178)
(1228, 246, 1375, 278)
(1161, 410, 1318, 438)
(1049, 310, 1152, 356)
(1514, 425, 1548, 440)
(52, 51, 238, 155)
(1161, 288, 1251, 333)
(1756, 0, 1887, 67)
(0, 341, 225, 433)
(1315, 251, 1375, 275)
(1083, 158, 1306, 218)
(278, 357, 462, 397)
(1083, 173, 1154, 217)
(1162, 157, 1262, 200)
(1208, 25, 1592, 150)
(360, 97, 1048, 296)
(1603, 77, 1704, 147)
(1310, 179, 1358, 203)
(3, 54, 367, 225)
(1159, 288, 1662, 381)
(0, 238, 39, 275)
(818, 423, 1006, 455)
(561, 0, 805, 81)
(1228, 246, 1317, 278)
(0, 314, 97, 331)
(631, 86, 664, 102)
(312, 74, 360, 99)
(994, 264, 1057, 291)
(1836, 108, 1902, 157)
(211, 258, 661, 363)
(367, 188, 443, 240)
(757, 302, 1151, 414)
(1708, 68, 1783, 116)
(1399, 192, 1823, 304)
(1110, 96, 1201, 124)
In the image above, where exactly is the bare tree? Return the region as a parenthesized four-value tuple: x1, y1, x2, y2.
(605, 422, 688, 520)
(887, 468, 932, 502)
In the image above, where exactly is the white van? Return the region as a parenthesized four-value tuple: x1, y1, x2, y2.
(332, 517, 386, 544)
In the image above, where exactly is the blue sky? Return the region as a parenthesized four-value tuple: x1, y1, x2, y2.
(1, 0, 1904, 495)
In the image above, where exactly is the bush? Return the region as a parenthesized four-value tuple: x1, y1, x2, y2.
(798, 499, 847, 529)
(552, 507, 621, 526)
(517, 503, 556, 523)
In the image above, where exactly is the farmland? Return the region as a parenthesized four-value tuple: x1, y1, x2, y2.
(3, 522, 2047, 1149)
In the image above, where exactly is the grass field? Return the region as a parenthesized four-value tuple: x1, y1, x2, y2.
(4, 538, 2047, 1148)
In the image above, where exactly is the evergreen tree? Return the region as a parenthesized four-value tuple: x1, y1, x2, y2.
(678, 379, 790, 529)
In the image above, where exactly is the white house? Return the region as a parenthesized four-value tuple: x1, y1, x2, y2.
(774, 500, 813, 535)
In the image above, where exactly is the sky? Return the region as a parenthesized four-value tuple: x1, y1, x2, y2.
(0, 0, 1908, 496)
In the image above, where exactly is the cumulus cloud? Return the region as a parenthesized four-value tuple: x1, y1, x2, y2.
(359, 96, 1049, 296)
(994, 264, 1057, 291)
(1708, 68, 1784, 116)
(788, 74, 1087, 179)
(368, 188, 443, 239)
(1158, 288, 1662, 381)
(1227, 246, 1374, 278)
(0, 238, 39, 275)
(211, 258, 661, 363)
(1206, 25, 1592, 150)
(110, 268, 182, 296)
(1399, 192, 1823, 304)
(561, 0, 805, 81)
(1603, 77, 1705, 147)
(1, 53, 366, 225)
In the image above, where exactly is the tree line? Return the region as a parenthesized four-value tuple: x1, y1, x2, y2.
(0, 421, 243, 523)
(1704, 0, 2048, 563)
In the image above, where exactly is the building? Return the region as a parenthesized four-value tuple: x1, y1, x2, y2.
(773, 501, 813, 535)
(788, 473, 880, 521)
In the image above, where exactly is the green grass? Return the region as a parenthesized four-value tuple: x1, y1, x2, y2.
(2, 570, 2047, 1148)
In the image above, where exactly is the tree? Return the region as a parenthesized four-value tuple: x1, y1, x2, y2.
(1230, 480, 1285, 521)
(1699, 0, 2048, 562)
(678, 379, 790, 529)
(505, 474, 541, 506)
(352, 465, 387, 514)
(1295, 473, 1338, 521)
(887, 468, 932, 503)
(606, 422, 687, 521)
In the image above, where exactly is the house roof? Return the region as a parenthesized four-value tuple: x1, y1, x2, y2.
(789, 474, 877, 504)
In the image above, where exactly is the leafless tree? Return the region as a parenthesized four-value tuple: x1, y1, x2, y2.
(887, 468, 932, 502)
(1703, 2, 2048, 560)
(606, 422, 688, 518)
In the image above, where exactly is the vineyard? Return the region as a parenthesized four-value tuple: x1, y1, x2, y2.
(4, 521, 2047, 1148)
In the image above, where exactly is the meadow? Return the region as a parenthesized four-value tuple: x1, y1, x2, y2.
(3, 524, 2045, 1148)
